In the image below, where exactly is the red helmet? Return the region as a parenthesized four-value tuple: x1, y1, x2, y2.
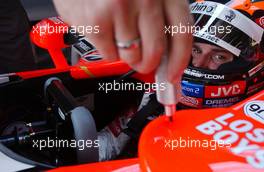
(179, 0, 264, 108)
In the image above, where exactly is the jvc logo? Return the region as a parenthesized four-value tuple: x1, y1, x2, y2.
(211, 85, 240, 97)
(205, 81, 246, 98)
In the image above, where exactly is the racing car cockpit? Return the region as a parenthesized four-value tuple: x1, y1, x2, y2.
(0, 0, 263, 172)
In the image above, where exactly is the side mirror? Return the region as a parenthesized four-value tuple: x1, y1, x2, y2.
(30, 17, 69, 68)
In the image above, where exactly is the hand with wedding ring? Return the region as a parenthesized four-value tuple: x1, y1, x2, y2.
(53, 0, 193, 83)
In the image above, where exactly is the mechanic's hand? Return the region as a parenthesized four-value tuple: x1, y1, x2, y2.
(53, 0, 193, 83)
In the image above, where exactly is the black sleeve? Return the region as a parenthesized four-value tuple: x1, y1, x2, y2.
(0, 0, 36, 73)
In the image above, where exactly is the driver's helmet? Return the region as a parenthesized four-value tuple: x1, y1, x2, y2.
(179, 0, 264, 108)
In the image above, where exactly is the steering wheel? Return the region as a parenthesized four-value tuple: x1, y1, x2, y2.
(44, 77, 98, 164)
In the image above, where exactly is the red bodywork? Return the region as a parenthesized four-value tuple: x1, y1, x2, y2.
(49, 89, 264, 172)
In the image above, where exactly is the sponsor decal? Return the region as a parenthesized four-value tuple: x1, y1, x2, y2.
(184, 68, 225, 80)
(225, 10, 236, 22)
(193, 31, 220, 44)
(181, 81, 204, 98)
(256, 16, 264, 28)
(244, 101, 264, 124)
(205, 81, 246, 98)
(192, 1, 263, 44)
(193, 30, 241, 56)
(83, 54, 102, 62)
(179, 95, 203, 108)
(196, 113, 264, 169)
(204, 97, 240, 107)
(73, 37, 95, 56)
(190, 2, 217, 14)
